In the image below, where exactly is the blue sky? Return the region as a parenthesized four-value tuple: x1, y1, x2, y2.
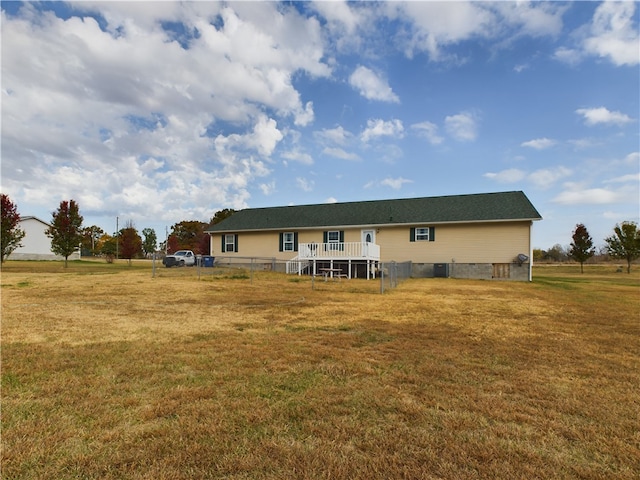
(1, 1, 638, 249)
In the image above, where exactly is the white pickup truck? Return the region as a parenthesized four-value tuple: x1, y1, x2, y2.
(162, 250, 197, 267)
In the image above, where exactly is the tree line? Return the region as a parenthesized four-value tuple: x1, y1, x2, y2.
(1, 194, 234, 267)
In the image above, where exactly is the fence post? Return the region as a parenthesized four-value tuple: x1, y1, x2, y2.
(380, 264, 384, 294)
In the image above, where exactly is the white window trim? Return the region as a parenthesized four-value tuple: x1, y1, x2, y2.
(415, 227, 430, 241)
(225, 234, 236, 252)
(283, 232, 295, 251)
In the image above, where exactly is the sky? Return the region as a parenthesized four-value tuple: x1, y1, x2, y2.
(1, 0, 638, 250)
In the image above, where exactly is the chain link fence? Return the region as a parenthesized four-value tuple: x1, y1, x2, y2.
(379, 261, 412, 293)
(151, 255, 413, 293)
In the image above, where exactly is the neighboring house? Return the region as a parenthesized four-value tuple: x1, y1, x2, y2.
(205, 191, 542, 281)
(9, 216, 81, 261)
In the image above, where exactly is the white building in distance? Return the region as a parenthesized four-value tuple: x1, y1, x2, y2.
(9, 216, 81, 261)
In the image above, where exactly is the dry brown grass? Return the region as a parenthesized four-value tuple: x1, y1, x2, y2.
(1, 261, 639, 479)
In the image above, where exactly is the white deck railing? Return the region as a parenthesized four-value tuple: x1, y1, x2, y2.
(285, 243, 380, 277)
(297, 242, 380, 260)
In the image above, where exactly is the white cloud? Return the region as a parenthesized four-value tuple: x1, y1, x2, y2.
(485, 166, 571, 188)
(322, 147, 360, 161)
(386, 1, 565, 61)
(281, 149, 314, 166)
(583, 1, 639, 66)
(349, 65, 399, 103)
(604, 173, 640, 184)
(568, 138, 601, 150)
(311, 0, 361, 35)
(411, 121, 444, 145)
(386, 1, 495, 60)
(492, 1, 565, 37)
(553, 46, 583, 66)
(553, 188, 624, 205)
(528, 166, 572, 189)
(576, 107, 634, 126)
(483, 168, 526, 183)
(623, 152, 640, 165)
(445, 111, 478, 142)
(1, 2, 328, 224)
(249, 115, 284, 156)
(380, 177, 413, 189)
(259, 181, 276, 195)
(294, 101, 315, 127)
(360, 118, 404, 143)
(521, 137, 556, 150)
(315, 126, 353, 146)
(296, 177, 314, 192)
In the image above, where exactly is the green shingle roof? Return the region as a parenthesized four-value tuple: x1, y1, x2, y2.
(205, 191, 542, 233)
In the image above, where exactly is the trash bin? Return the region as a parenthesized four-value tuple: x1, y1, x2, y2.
(203, 256, 214, 267)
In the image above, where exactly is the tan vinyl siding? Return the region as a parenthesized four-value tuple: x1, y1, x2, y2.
(211, 230, 335, 259)
(210, 221, 532, 265)
(379, 222, 531, 263)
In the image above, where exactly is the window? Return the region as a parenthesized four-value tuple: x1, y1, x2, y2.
(327, 230, 341, 250)
(323, 230, 344, 251)
(410, 227, 435, 242)
(221, 234, 238, 252)
(415, 227, 430, 241)
(279, 232, 298, 252)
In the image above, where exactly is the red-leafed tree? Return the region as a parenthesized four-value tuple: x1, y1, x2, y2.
(166, 234, 180, 254)
(46, 199, 83, 267)
(119, 220, 142, 266)
(1, 194, 26, 263)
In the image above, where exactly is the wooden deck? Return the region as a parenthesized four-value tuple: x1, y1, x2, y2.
(286, 242, 380, 279)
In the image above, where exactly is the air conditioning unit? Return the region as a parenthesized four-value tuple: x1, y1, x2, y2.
(434, 263, 449, 278)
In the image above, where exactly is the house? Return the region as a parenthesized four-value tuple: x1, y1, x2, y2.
(205, 191, 542, 281)
(9, 216, 81, 261)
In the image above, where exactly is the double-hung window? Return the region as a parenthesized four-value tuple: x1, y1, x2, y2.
(279, 232, 298, 252)
(282, 232, 295, 251)
(410, 227, 435, 242)
(223, 234, 237, 252)
(415, 227, 430, 241)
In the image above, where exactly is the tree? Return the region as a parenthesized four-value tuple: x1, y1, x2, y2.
(46, 199, 83, 267)
(545, 244, 568, 262)
(169, 220, 208, 253)
(605, 221, 640, 273)
(99, 234, 117, 263)
(569, 224, 595, 273)
(142, 228, 157, 257)
(1, 194, 26, 263)
(81, 225, 105, 256)
(119, 221, 142, 266)
(210, 208, 235, 225)
(166, 234, 180, 254)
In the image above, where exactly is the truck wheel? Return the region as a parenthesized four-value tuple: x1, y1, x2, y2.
(179, 260, 185, 267)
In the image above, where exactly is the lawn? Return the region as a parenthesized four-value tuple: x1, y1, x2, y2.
(1, 261, 639, 479)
